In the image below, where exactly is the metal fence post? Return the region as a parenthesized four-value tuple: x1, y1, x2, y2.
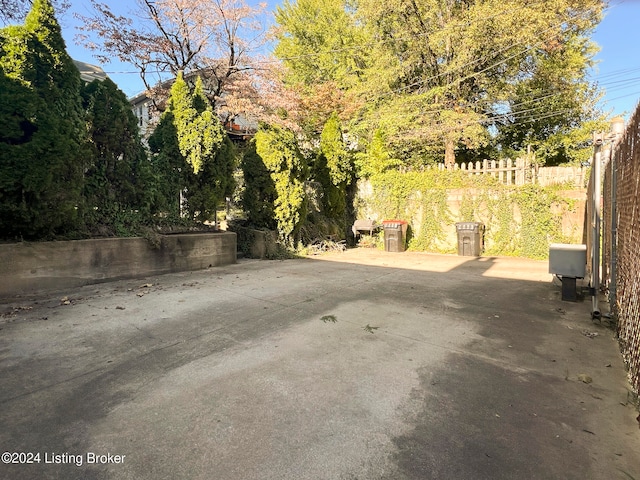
(591, 132, 603, 319)
(608, 117, 625, 318)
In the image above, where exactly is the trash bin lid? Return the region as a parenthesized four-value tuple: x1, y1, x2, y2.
(382, 219, 407, 224)
(455, 222, 484, 231)
(383, 219, 407, 229)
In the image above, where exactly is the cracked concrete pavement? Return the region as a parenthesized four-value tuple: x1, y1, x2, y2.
(1, 249, 639, 479)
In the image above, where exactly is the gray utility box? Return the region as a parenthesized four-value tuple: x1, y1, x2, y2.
(549, 243, 587, 302)
(455, 222, 484, 256)
(382, 220, 408, 252)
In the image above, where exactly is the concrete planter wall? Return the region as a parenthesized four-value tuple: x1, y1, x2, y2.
(0, 232, 236, 300)
(233, 226, 279, 259)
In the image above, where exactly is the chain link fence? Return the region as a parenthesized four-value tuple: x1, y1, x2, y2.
(602, 106, 640, 400)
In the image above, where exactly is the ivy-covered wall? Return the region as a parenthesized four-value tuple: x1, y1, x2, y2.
(356, 170, 585, 259)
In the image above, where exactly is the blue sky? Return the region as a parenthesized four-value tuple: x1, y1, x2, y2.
(591, 0, 640, 118)
(59, 0, 640, 118)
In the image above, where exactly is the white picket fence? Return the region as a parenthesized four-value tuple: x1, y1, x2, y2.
(429, 158, 588, 187)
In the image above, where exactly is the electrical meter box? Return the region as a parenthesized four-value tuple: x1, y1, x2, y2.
(549, 243, 587, 278)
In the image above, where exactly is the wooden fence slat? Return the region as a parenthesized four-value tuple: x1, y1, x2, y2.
(431, 158, 587, 186)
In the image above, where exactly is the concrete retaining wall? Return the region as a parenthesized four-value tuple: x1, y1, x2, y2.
(0, 232, 236, 300)
(233, 227, 280, 259)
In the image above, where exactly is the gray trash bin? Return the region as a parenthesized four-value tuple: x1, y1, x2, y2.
(455, 222, 484, 256)
(382, 220, 408, 252)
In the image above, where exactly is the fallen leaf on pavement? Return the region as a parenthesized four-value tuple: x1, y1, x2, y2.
(577, 374, 593, 384)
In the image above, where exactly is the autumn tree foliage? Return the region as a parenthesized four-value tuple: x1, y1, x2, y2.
(274, 0, 606, 167)
(273, 0, 366, 134)
(76, 0, 268, 119)
(0, 0, 86, 239)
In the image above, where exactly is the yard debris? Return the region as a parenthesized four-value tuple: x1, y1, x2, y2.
(136, 292, 145, 297)
(116, 306, 125, 310)
(321, 315, 337, 323)
(139, 283, 153, 289)
(577, 374, 593, 384)
(363, 324, 379, 334)
(2, 306, 33, 318)
(60, 296, 71, 305)
(581, 330, 599, 339)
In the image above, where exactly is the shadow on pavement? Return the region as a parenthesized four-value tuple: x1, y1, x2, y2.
(0, 249, 637, 480)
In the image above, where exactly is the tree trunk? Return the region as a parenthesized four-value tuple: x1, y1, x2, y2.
(444, 138, 456, 168)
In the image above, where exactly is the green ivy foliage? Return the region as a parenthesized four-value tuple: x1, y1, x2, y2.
(254, 123, 308, 248)
(364, 169, 575, 259)
(512, 185, 569, 259)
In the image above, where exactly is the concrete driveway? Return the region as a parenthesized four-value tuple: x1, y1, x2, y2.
(1, 249, 638, 480)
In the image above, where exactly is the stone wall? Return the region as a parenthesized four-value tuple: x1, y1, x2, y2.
(0, 232, 236, 300)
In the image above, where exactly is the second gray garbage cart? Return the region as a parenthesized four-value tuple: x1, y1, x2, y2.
(455, 222, 484, 256)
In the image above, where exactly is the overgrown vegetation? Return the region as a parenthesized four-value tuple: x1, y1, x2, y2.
(254, 123, 308, 249)
(362, 169, 577, 259)
(0, 2, 236, 240)
(0, 0, 588, 262)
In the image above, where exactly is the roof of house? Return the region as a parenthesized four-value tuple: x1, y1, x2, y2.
(73, 60, 108, 83)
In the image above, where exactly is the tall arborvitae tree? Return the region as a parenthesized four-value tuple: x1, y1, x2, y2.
(240, 139, 277, 230)
(148, 110, 183, 218)
(149, 73, 235, 222)
(0, 0, 68, 24)
(315, 112, 353, 230)
(254, 123, 308, 248)
(0, 0, 86, 239)
(82, 78, 152, 232)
